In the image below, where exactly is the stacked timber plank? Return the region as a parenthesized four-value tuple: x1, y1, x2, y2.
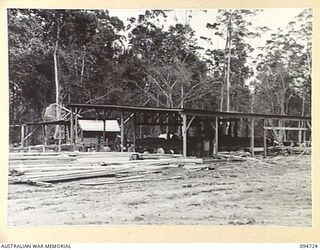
(8, 152, 202, 187)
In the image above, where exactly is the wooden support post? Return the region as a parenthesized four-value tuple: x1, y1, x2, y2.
(25, 125, 28, 147)
(263, 119, 267, 158)
(133, 113, 136, 152)
(182, 113, 187, 157)
(165, 113, 169, 134)
(282, 120, 286, 141)
(63, 124, 66, 144)
(214, 116, 219, 156)
(66, 124, 69, 143)
(74, 108, 78, 144)
(251, 118, 255, 157)
(43, 125, 48, 146)
(57, 126, 61, 152)
(120, 112, 124, 152)
(103, 110, 106, 144)
(245, 118, 249, 137)
(21, 124, 25, 148)
(233, 120, 238, 138)
(298, 121, 303, 145)
(42, 125, 45, 146)
(70, 107, 74, 150)
(227, 121, 232, 135)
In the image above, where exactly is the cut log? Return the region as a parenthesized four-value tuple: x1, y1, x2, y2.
(9, 178, 52, 187)
(80, 176, 184, 186)
(129, 157, 203, 164)
(131, 153, 182, 160)
(9, 156, 76, 161)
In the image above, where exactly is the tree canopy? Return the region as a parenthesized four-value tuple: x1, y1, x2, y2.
(8, 8, 312, 129)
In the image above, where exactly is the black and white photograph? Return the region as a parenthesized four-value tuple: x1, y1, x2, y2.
(7, 8, 312, 227)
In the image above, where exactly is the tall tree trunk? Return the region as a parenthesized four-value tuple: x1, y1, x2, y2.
(220, 16, 231, 112)
(80, 45, 86, 84)
(226, 28, 231, 112)
(251, 87, 255, 113)
(53, 21, 64, 151)
(219, 82, 224, 112)
(11, 83, 15, 124)
(54, 40, 60, 115)
(306, 51, 311, 78)
(280, 98, 286, 141)
(301, 92, 305, 117)
(181, 84, 184, 108)
(53, 39, 61, 151)
(226, 15, 232, 112)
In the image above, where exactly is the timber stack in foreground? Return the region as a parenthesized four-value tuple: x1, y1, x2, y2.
(8, 152, 203, 187)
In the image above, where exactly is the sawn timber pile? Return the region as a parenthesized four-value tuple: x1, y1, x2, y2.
(8, 152, 203, 186)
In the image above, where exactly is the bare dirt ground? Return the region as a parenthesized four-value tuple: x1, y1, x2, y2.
(7, 154, 311, 226)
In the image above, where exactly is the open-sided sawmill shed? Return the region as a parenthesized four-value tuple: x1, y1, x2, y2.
(14, 103, 311, 158)
(67, 103, 311, 157)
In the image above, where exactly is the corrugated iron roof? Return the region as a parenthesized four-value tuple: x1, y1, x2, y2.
(78, 120, 120, 132)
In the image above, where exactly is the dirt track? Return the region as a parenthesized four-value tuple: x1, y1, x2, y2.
(7, 155, 311, 226)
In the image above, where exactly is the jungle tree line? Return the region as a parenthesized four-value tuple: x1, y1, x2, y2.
(8, 9, 312, 142)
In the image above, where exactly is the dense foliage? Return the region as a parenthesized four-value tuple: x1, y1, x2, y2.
(8, 9, 312, 143)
